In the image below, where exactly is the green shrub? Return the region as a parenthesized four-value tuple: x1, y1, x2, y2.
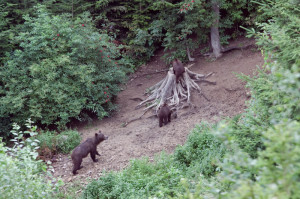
(56, 130, 81, 154)
(171, 1, 300, 198)
(83, 122, 227, 198)
(231, 0, 300, 156)
(36, 130, 81, 154)
(227, 70, 276, 158)
(35, 131, 57, 152)
(174, 123, 226, 177)
(0, 144, 55, 199)
(169, 120, 300, 199)
(253, 0, 300, 68)
(83, 153, 183, 199)
(0, 5, 130, 137)
(214, 121, 300, 199)
(0, 120, 61, 199)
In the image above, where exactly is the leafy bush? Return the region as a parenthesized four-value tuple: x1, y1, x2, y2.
(36, 130, 81, 154)
(34, 131, 57, 152)
(228, 70, 275, 158)
(171, 0, 300, 198)
(0, 5, 130, 136)
(229, 0, 300, 158)
(253, 0, 300, 68)
(0, 145, 54, 199)
(83, 153, 183, 199)
(56, 130, 81, 154)
(169, 120, 300, 198)
(194, 121, 300, 199)
(174, 123, 226, 177)
(0, 119, 61, 199)
(83, 122, 226, 198)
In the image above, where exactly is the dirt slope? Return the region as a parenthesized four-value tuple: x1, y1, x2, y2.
(51, 37, 264, 184)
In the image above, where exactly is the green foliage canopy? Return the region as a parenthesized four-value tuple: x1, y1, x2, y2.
(0, 5, 129, 133)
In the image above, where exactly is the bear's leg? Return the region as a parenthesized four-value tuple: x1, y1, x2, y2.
(159, 117, 163, 127)
(72, 158, 82, 175)
(164, 116, 169, 125)
(90, 151, 98, 162)
(96, 150, 101, 156)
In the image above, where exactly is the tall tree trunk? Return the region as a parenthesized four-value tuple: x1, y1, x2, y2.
(210, 0, 222, 58)
(72, 0, 74, 19)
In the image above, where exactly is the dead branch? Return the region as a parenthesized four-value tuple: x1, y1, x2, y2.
(129, 97, 144, 102)
(203, 44, 256, 57)
(194, 79, 216, 85)
(140, 69, 169, 77)
(130, 69, 169, 81)
(122, 108, 151, 127)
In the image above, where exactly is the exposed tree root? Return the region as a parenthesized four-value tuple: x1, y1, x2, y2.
(203, 44, 256, 58)
(136, 67, 215, 113)
(129, 97, 144, 102)
(187, 47, 195, 62)
(122, 109, 151, 127)
(130, 69, 169, 81)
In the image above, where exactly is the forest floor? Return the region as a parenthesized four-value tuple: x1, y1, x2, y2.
(50, 37, 264, 188)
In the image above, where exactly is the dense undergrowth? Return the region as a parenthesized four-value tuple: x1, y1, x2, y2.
(35, 130, 81, 154)
(83, 124, 225, 198)
(0, 120, 63, 199)
(0, 6, 133, 138)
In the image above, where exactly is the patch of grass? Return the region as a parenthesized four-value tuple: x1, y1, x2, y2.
(57, 130, 81, 154)
(35, 131, 57, 152)
(54, 180, 87, 199)
(174, 123, 226, 178)
(35, 130, 81, 154)
(83, 153, 184, 199)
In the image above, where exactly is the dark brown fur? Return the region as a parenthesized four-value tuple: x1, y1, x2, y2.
(71, 131, 108, 175)
(172, 59, 185, 83)
(158, 103, 171, 127)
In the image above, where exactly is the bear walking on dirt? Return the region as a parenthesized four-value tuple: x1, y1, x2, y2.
(158, 103, 172, 127)
(71, 131, 108, 175)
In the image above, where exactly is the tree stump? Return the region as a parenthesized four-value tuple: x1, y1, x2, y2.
(124, 67, 215, 127)
(136, 67, 215, 113)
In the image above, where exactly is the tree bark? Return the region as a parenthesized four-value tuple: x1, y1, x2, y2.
(186, 46, 195, 62)
(210, 0, 222, 58)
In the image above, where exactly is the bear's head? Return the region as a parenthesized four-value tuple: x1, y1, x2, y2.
(94, 131, 108, 145)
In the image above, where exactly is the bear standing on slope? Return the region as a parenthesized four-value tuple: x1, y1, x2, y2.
(71, 131, 108, 175)
(158, 103, 172, 127)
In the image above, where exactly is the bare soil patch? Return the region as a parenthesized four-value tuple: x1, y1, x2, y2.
(51, 37, 264, 184)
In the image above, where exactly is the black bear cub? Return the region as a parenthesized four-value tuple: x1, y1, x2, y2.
(71, 131, 108, 175)
(172, 59, 185, 83)
(158, 103, 171, 127)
